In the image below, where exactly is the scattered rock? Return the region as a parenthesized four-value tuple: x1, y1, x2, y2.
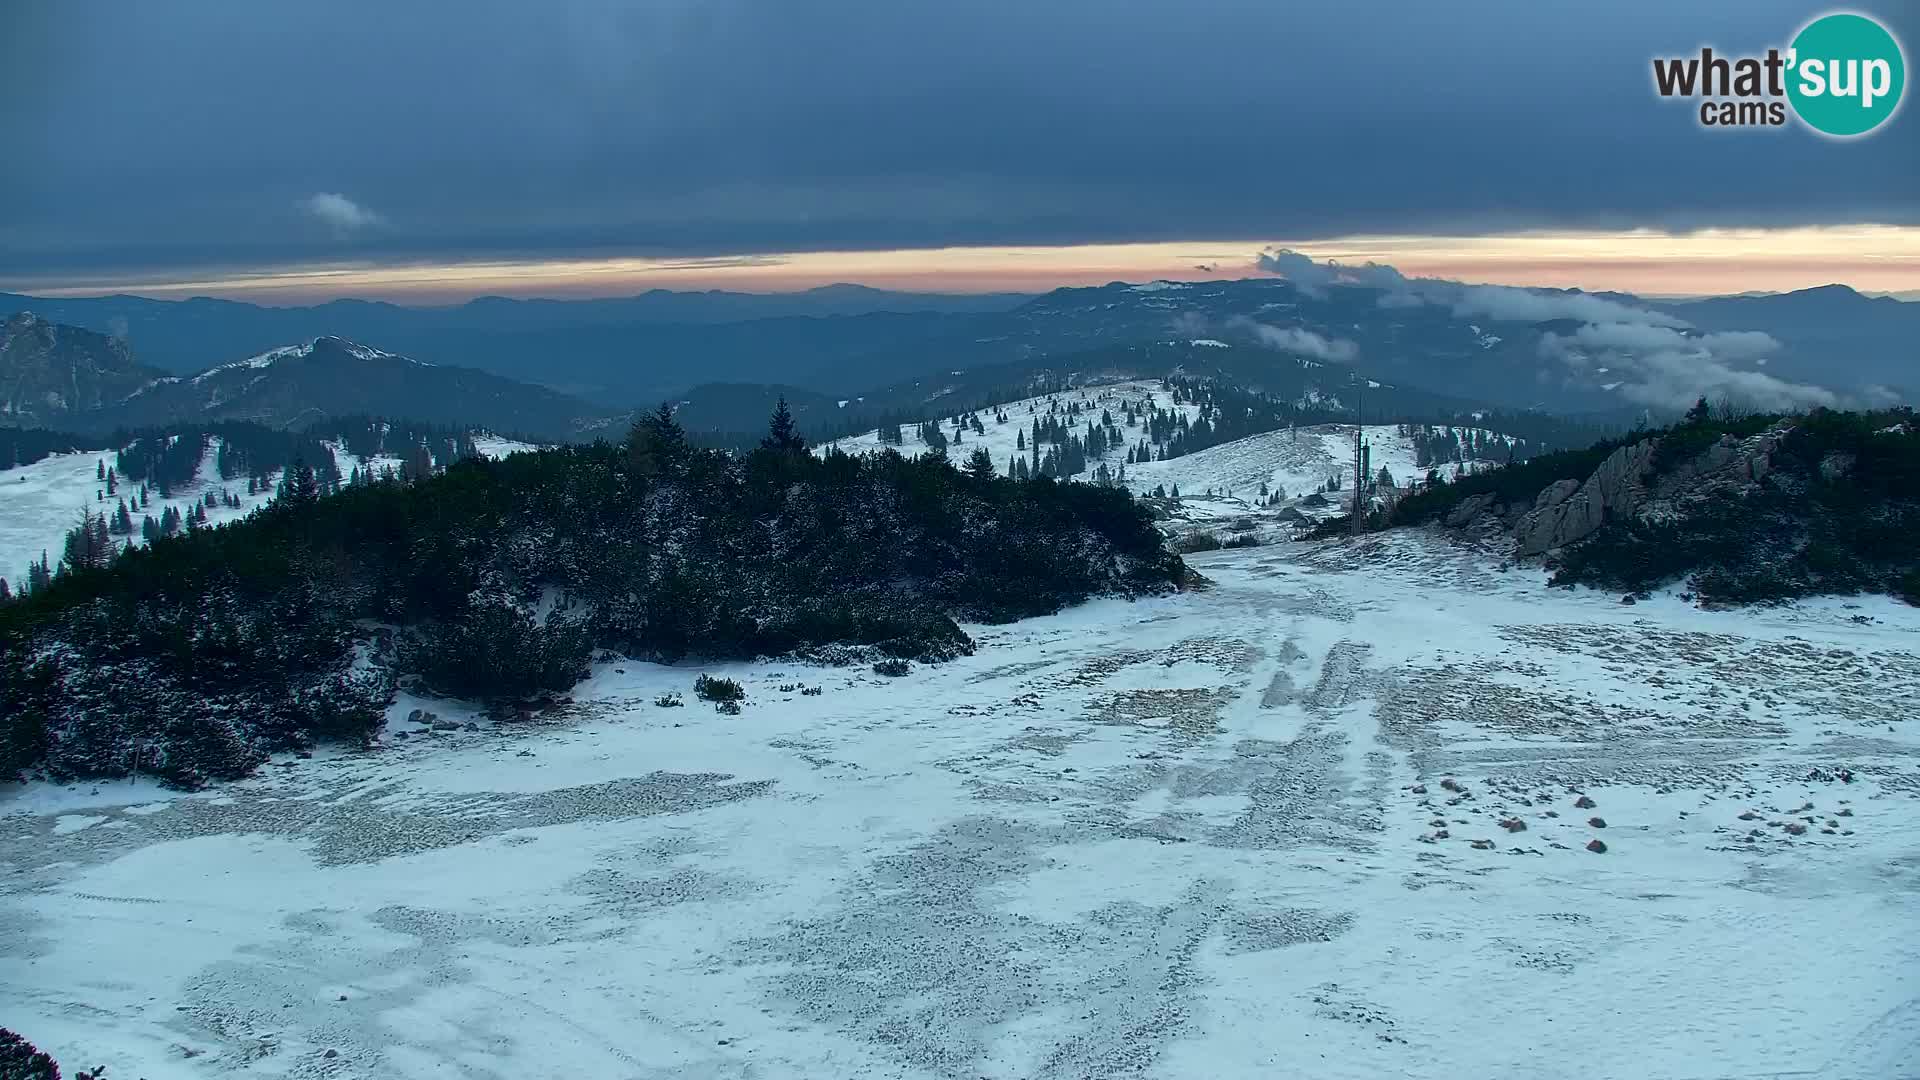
(1440, 778, 1462, 792)
(324, 1049, 339, 1059)
(1588, 817, 1607, 829)
(1737, 811, 1759, 821)
(1586, 839, 1608, 854)
(406, 708, 423, 723)
(432, 719, 462, 731)
(1574, 796, 1597, 810)
(1433, 830, 1449, 840)
(1837, 808, 1853, 817)
(1470, 839, 1496, 850)
(1499, 818, 1527, 833)
(1784, 822, 1808, 836)
(1409, 784, 1427, 794)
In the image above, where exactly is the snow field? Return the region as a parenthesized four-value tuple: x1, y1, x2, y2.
(4, 531, 1916, 1079)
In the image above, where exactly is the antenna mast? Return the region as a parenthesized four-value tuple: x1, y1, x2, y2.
(1352, 378, 1366, 536)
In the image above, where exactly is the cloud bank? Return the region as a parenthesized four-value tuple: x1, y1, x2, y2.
(1255, 249, 1852, 412)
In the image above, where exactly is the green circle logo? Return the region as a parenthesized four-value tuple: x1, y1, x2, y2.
(1787, 12, 1906, 136)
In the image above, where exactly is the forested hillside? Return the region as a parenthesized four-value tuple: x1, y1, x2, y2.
(0, 407, 1185, 787)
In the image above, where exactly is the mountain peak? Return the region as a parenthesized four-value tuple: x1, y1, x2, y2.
(1784, 283, 1867, 302)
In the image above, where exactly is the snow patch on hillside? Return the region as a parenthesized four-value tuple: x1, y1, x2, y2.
(0, 439, 277, 587)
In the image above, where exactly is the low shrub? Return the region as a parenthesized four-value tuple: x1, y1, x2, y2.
(0, 1028, 60, 1080)
(693, 674, 745, 703)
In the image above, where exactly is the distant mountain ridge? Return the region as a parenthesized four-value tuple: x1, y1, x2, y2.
(0, 322, 621, 440)
(3, 279, 1910, 417)
(0, 284, 1035, 382)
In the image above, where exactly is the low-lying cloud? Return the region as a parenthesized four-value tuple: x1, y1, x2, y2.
(1255, 247, 1688, 328)
(1249, 248, 1861, 411)
(1255, 247, 1413, 303)
(302, 192, 382, 234)
(1536, 319, 1838, 410)
(1446, 283, 1687, 328)
(1228, 315, 1358, 364)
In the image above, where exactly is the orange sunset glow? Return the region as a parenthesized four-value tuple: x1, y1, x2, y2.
(10, 226, 1919, 305)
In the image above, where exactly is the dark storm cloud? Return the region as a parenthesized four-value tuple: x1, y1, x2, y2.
(1, 0, 1915, 281)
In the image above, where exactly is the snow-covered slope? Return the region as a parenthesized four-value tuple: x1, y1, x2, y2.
(5, 532, 1915, 1078)
(0, 441, 277, 587)
(821, 377, 1203, 474)
(819, 379, 1509, 525)
(0, 434, 543, 588)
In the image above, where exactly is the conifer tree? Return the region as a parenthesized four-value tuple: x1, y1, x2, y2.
(760, 397, 807, 453)
(627, 403, 690, 478)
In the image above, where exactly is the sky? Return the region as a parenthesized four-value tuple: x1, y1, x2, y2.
(3, 1, 1916, 304)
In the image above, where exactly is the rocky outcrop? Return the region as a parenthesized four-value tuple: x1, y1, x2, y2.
(1494, 423, 1790, 557)
(1512, 439, 1656, 556)
(1639, 424, 1788, 522)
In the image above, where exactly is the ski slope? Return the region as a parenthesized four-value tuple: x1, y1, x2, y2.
(5, 531, 1915, 1079)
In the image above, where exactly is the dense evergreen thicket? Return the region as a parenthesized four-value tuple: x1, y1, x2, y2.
(0, 408, 1185, 787)
(0, 428, 93, 470)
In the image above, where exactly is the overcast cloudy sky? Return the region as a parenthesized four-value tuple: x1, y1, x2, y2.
(2, 0, 1915, 301)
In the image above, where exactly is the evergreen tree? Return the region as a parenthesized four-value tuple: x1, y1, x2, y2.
(27, 553, 52, 594)
(627, 403, 690, 478)
(964, 448, 997, 481)
(760, 397, 807, 453)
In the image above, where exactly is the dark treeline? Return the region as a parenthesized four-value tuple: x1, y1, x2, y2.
(0, 405, 1185, 787)
(0, 428, 96, 469)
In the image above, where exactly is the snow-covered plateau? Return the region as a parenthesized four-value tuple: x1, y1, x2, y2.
(3, 532, 1917, 1079)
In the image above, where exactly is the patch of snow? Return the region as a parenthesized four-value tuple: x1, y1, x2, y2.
(469, 435, 541, 460)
